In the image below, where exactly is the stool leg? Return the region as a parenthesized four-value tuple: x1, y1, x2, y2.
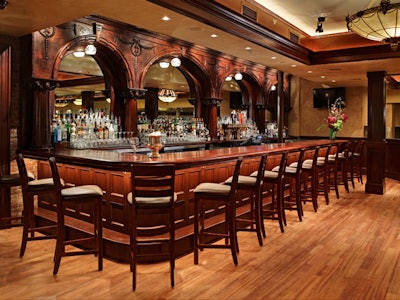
(276, 182, 285, 232)
(96, 198, 103, 272)
(19, 194, 33, 257)
(193, 195, 199, 265)
(53, 203, 65, 275)
(254, 191, 263, 246)
(228, 201, 238, 265)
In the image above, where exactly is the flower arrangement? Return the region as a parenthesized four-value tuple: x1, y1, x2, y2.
(317, 97, 347, 139)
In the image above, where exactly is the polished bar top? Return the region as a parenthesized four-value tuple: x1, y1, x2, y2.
(21, 139, 343, 171)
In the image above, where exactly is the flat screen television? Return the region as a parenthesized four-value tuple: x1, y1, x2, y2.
(313, 87, 345, 108)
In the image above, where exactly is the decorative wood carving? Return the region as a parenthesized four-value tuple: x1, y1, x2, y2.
(39, 27, 55, 66)
(118, 38, 154, 57)
(31, 79, 58, 92)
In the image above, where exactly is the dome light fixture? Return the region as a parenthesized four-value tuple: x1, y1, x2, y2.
(73, 51, 85, 58)
(84, 44, 97, 55)
(346, 0, 400, 51)
(158, 89, 177, 103)
(159, 60, 170, 69)
(226, 75, 233, 81)
(234, 72, 243, 81)
(170, 57, 181, 67)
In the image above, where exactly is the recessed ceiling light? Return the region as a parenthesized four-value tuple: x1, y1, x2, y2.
(291, 64, 297, 67)
(271, 56, 276, 60)
(162, 16, 170, 21)
(307, 70, 313, 74)
(210, 34, 218, 38)
(321, 75, 325, 79)
(245, 46, 251, 51)
(331, 80, 336, 83)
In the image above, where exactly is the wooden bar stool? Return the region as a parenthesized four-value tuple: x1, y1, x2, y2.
(327, 143, 341, 199)
(314, 144, 332, 205)
(224, 154, 267, 247)
(48, 157, 103, 275)
(16, 153, 59, 257)
(252, 151, 287, 233)
(352, 140, 365, 184)
(273, 148, 305, 222)
(293, 146, 319, 212)
(193, 158, 242, 265)
(0, 167, 34, 228)
(127, 163, 182, 290)
(337, 142, 351, 193)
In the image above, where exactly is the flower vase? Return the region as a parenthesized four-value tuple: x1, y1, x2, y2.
(329, 129, 337, 140)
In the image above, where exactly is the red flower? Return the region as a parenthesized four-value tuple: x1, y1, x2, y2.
(327, 116, 336, 124)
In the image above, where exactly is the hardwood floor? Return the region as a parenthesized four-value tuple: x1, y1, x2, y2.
(1, 177, 400, 299)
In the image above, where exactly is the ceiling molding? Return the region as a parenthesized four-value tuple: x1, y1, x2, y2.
(148, 0, 311, 64)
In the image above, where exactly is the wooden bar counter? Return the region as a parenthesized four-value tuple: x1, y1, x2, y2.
(21, 139, 342, 263)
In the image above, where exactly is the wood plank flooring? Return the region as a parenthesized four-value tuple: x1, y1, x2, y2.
(1, 177, 400, 299)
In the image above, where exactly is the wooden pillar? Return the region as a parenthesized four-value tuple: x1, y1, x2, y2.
(30, 79, 57, 150)
(117, 88, 147, 135)
(254, 105, 267, 134)
(277, 71, 284, 143)
(0, 46, 12, 223)
(144, 87, 159, 123)
(365, 71, 386, 194)
(202, 98, 222, 139)
(81, 90, 95, 111)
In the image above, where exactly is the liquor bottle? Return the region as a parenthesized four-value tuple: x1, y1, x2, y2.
(98, 122, 103, 139)
(103, 122, 109, 139)
(94, 121, 99, 138)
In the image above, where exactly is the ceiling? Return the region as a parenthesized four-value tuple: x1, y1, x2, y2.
(2, 0, 400, 90)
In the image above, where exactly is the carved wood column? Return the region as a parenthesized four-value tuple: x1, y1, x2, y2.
(144, 87, 159, 123)
(117, 88, 147, 135)
(0, 45, 12, 223)
(277, 71, 284, 143)
(366, 71, 386, 194)
(254, 105, 267, 134)
(202, 98, 222, 139)
(30, 79, 58, 150)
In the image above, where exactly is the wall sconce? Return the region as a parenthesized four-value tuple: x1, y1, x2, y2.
(158, 89, 177, 103)
(73, 98, 82, 106)
(84, 44, 97, 55)
(234, 72, 243, 80)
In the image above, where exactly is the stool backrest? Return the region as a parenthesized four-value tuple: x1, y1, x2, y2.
(16, 153, 29, 192)
(130, 163, 176, 207)
(231, 157, 243, 198)
(48, 157, 64, 194)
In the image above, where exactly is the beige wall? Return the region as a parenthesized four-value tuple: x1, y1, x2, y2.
(288, 77, 367, 138)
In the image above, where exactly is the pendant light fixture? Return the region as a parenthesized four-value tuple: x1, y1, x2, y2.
(346, 0, 400, 51)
